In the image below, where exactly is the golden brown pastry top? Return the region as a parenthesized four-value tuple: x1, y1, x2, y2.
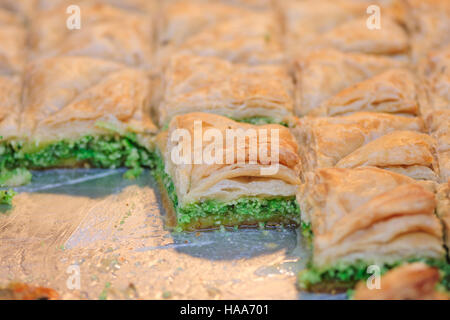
(280, 0, 365, 51)
(157, 0, 245, 47)
(159, 54, 294, 126)
(403, 0, 450, 64)
(221, 0, 273, 10)
(293, 112, 424, 173)
(311, 69, 419, 117)
(158, 112, 301, 204)
(354, 262, 449, 300)
(335, 130, 440, 181)
(29, 2, 154, 68)
(36, 0, 156, 12)
(174, 12, 284, 65)
(425, 110, 450, 182)
(293, 49, 406, 115)
(418, 45, 450, 116)
(281, 0, 407, 58)
(0, 0, 36, 21)
(0, 74, 22, 140)
(298, 167, 445, 267)
(0, 7, 27, 75)
(20, 56, 157, 143)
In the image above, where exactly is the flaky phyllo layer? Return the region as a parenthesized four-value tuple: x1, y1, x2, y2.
(297, 167, 447, 291)
(293, 112, 441, 182)
(155, 113, 301, 231)
(158, 54, 294, 127)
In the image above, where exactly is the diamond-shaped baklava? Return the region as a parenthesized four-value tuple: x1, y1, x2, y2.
(29, 2, 154, 68)
(297, 167, 446, 292)
(154, 112, 301, 231)
(158, 54, 294, 126)
(293, 49, 407, 116)
(0, 56, 157, 183)
(280, 0, 408, 58)
(293, 112, 439, 181)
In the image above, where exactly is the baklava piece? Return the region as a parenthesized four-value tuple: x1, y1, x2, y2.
(29, 2, 154, 68)
(1, 56, 157, 181)
(156, 0, 243, 49)
(293, 112, 438, 181)
(158, 54, 294, 126)
(297, 167, 446, 292)
(154, 112, 301, 231)
(280, 0, 408, 58)
(293, 49, 407, 116)
(175, 12, 284, 65)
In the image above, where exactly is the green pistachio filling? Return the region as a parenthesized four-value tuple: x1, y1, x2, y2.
(153, 151, 300, 231)
(0, 168, 32, 187)
(300, 221, 313, 240)
(298, 258, 450, 292)
(233, 116, 289, 127)
(0, 132, 155, 184)
(163, 116, 290, 131)
(0, 189, 16, 206)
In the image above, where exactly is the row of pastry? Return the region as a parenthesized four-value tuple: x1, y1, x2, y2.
(0, 0, 289, 185)
(152, 1, 450, 297)
(159, 0, 450, 295)
(281, 0, 450, 294)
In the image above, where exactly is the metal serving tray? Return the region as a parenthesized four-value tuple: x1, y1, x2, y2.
(0, 169, 344, 300)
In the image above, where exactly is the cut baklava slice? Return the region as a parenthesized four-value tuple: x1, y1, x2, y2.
(293, 112, 424, 176)
(1, 56, 157, 179)
(158, 54, 294, 126)
(29, 2, 154, 68)
(0, 74, 29, 187)
(175, 12, 284, 65)
(293, 49, 406, 116)
(297, 167, 446, 292)
(154, 112, 301, 231)
(280, 0, 407, 58)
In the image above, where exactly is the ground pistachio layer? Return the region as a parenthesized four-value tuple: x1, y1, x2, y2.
(0, 132, 156, 187)
(153, 150, 300, 231)
(162, 116, 291, 131)
(298, 258, 450, 293)
(0, 189, 16, 205)
(232, 116, 290, 127)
